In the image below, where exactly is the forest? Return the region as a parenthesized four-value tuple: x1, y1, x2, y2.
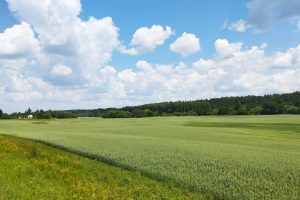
(1, 92, 299, 119)
(101, 91, 300, 118)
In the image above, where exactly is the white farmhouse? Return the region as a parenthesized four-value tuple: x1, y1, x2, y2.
(27, 114, 33, 119)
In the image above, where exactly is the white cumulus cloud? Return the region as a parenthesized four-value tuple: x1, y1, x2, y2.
(214, 39, 242, 58)
(170, 32, 200, 57)
(5, 0, 120, 85)
(1, 38, 300, 112)
(120, 25, 173, 55)
(0, 22, 40, 58)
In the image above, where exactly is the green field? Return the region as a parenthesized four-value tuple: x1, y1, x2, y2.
(0, 135, 199, 199)
(0, 115, 300, 199)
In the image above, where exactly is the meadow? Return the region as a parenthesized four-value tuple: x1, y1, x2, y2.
(0, 115, 299, 199)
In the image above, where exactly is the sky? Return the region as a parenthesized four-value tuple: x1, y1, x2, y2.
(0, 0, 300, 113)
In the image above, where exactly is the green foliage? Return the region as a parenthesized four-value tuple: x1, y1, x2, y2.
(103, 110, 131, 118)
(250, 105, 263, 114)
(49, 91, 300, 118)
(283, 105, 300, 114)
(217, 106, 231, 115)
(261, 102, 283, 114)
(1, 115, 299, 199)
(25, 108, 32, 115)
(131, 109, 155, 118)
(35, 110, 52, 119)
(194, 102, 211, 115)
(236, 105, 248, 115)
(3, 109, 78, 119)
(52, 111, 77, 119)
(1, 92, 299, 119)
(115, 91, 300, 118)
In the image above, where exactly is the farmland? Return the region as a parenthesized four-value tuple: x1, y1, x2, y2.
(0, 115, 300, 199)
(0, 135, 200, 199)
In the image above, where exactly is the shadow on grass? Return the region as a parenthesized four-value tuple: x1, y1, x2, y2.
(184, 122, 300, 133)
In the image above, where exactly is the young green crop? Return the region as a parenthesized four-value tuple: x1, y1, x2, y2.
(0, 135, 202, 199)
(0, 115, 299, 199)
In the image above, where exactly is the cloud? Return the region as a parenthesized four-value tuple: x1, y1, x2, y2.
(5, 0, 119, 84)
(0, 22, 40, 58)
(226, 0, 300, 32)
(46, 43, 300, 96)
(1, 38, 300, 112)
(7, 0, 81, 54)
(192, 58, 215, 72)
(120, 25, 173, 55)
(0, 0, 120, 112)
(247, 0, 300, 31)
(194, 40, 300, 94)
(227, 19, 249, 32)
(136, 60, 153, 71)
(214, 39, 242, 58)
(271, 44, 300, 67)
(51, 64, 72, 76)
(118, 42, 299, 101)
(170, 32, 200, 57)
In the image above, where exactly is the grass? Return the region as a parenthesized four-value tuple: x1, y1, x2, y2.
(0, 115, 299, 199)
(0, 135, 201, 199)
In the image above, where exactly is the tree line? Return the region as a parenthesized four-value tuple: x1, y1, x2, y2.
(0, 108, 77, 119)
(61, 91, 300, 118)
(100, 92, 300, 118)
(1, 92, 299, 119)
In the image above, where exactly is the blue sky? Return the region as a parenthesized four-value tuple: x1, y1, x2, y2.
(78, 0, 297, 70)
(77, 0, 300, 69)
(0, 0, 300, 112)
